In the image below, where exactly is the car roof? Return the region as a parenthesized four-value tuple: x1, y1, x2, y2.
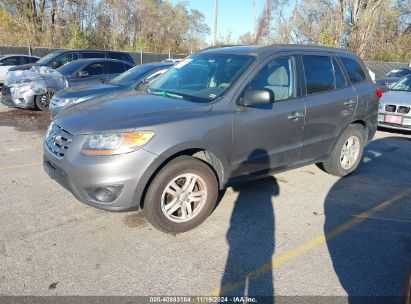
(198, 44, 355, 57)
(48, 49, 129, 54)
(0, 54, 39, 58)
(64, 58, 132, 65)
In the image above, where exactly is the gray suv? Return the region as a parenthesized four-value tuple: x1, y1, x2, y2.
(43, 45, 379, 233)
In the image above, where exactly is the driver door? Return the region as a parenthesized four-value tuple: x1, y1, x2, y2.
(231, 54, 305, 177)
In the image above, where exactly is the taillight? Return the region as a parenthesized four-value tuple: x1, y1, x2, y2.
(376, 88, 383, 99)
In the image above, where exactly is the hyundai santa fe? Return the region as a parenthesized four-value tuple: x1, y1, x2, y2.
(43, 45, 380, 233)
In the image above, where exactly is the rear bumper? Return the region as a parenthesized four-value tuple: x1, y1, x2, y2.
(378, 113, 411, 132)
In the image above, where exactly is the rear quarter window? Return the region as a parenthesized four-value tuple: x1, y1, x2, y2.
(340, 57, 367, 84)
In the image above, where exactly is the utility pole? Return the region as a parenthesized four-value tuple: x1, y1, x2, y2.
(253, 0, 256, 39)
(213, 0, 218, 46)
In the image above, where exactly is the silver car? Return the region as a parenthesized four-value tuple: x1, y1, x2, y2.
(378, 74, 411, 132)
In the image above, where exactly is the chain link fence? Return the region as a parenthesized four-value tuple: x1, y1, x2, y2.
(0, 46, 187, 65)
(364, 61, 410, 79)
(1, 45, 409, 79)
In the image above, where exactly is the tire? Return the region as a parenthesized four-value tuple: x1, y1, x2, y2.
(143, 156, 218, 233)
(317, 124, 366, 177)
(35, 92, 52, 111)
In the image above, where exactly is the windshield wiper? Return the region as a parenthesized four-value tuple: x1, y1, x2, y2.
(148, 89, 184, 100)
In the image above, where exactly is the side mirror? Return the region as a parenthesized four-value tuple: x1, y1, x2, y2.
(240, 89, 274, 106)
(77, 70, 89, 78)
(52, 61, 61, 68)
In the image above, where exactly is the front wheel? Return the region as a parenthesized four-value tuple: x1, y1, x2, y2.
(317, 124, 366, 177)
(143, 156, 218, 233)
(35, 92, 53, 111)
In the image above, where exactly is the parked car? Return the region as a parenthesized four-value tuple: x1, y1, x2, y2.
(8, 49, 135, 72)
(378, 74, 411, 132)
(49, 62, 173, 118)
(0, 54, 39, 85)
(43, 45, 379, 233)
(2, 58, 133, 111)
(375, 67, 411, 91)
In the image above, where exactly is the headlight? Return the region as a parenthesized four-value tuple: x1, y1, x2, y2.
(81, 131, 155, 155)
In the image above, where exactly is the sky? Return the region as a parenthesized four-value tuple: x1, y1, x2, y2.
(170, 0, 266, 43)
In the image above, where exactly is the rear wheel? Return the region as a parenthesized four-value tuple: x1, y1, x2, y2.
(317, 124, 365, 177)
(143, 156, 218, 233)
(35, 92, 53, 111)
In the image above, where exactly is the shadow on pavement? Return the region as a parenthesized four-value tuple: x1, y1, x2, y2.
(324, 137, 411, 304)
(220, 149, 278, 298)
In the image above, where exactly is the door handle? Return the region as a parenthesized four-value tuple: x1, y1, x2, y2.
(288, 112, 304, 120)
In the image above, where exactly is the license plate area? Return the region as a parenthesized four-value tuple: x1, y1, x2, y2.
(385, 115, 403, 125)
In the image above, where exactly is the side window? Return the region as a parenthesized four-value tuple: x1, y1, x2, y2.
(55, 52, 79, 66)
(82, 62, 105, 76)
(0, 56, 21, 66)
(82, 52, 105, 59)
(332, 58, 347, 89)
(303, 55, 334, 94)
(247, 56, 296, 102)
(107, 61, 126, 74)
(340, 57, 366, 84)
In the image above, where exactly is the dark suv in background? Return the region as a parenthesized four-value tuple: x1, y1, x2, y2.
(44, 45, 380, 233)
(9, 49, 135, 71)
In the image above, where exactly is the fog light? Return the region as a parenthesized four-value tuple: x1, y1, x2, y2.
(85, 185, 123, 203)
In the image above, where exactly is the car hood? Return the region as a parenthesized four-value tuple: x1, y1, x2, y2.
(56, 83, 126, 100)
(54, 92, 213, 135)
(379, 90, 411, 106)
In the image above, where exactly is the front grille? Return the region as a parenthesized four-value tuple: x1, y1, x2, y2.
(45, 123, 73, 157)
(397, 106, 410, 114)
(385, 105, 396, 112)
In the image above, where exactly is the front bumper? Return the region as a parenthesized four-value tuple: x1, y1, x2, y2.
(378, 112, 411, 132)
(43, 135, 163, 212)
(1, 86, 36, 109)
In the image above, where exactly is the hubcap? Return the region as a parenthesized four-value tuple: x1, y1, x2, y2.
(40, 93, 52, 108)
(340, 136, 360, 170)
(161, 173, 208, 223)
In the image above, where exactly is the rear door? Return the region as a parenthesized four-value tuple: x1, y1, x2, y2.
(300, 53, 357, 162)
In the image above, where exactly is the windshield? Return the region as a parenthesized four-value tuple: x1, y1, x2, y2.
(109, 65, 160, 86)
(385, 69, 410, 78)
(36, 51, 62, 65)
(390, 75, 411, 92)
(147, 53, 255, 102)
